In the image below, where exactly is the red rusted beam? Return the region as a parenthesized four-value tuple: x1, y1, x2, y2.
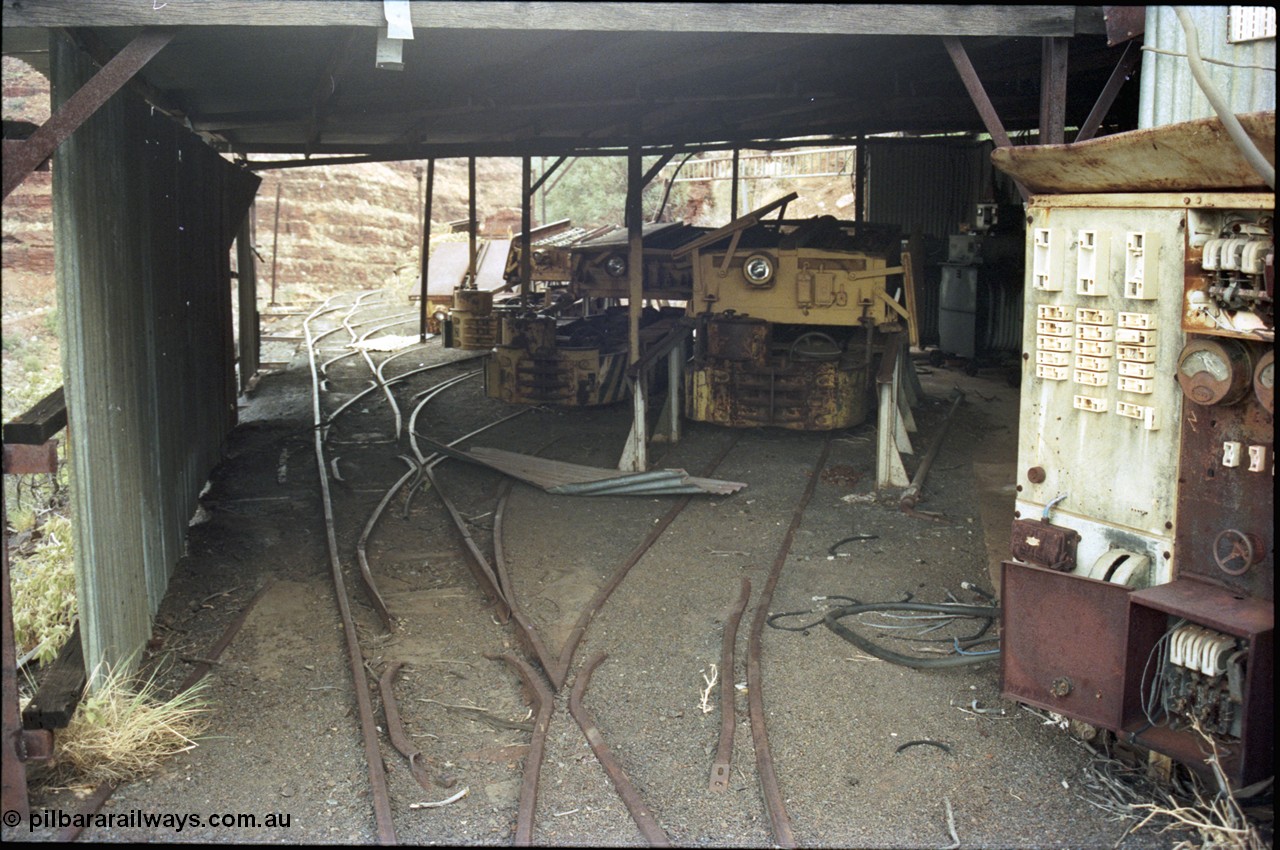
(2, 28, 175, 201)
(488, 653, 554, 846)
(1076, 41, 1141, 143)
(941, 36, 1029, 202)
(709, 577, 751, 792)
(3, 441, 59, 476)
(379, 661, 456, 791)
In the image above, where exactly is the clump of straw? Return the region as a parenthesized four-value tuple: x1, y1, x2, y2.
(1127, 724, 1269, 850)
(51, 662, 210, 787)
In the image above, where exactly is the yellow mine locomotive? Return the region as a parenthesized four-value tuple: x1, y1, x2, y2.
(482, 221, 706, 406)
(457, 194, 912, 429)
(676, 196, 907, 430)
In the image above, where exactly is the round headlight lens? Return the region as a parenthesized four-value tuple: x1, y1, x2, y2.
(743, 253, 774, 286)
(604, 254, 628, 278)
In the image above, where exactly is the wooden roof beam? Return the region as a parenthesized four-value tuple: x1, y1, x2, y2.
(305, 27, 364, 154)
(4, 3, 1094, 38)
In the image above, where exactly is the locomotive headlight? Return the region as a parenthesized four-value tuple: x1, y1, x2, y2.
(604, 254, 628, 278)
(742, 253, 775, 286)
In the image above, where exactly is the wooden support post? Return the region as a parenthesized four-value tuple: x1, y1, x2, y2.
(619, 148, 647, 472)
(2, 490, 31, 822)
(418, 158, 434, 340)
(654, 339, 684, 444)
(876, 333, 910, 489)
(235, 202, 259, 391)
(521, 155, 532, 306)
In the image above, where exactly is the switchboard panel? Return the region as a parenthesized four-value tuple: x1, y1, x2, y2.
(1016, 204, 1189, 583)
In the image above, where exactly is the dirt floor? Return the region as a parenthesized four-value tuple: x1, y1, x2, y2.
(14, 293, 1191, 847)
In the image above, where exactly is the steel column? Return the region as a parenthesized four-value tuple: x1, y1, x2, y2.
(466, 156, 478, 287)
(521, 155, 532, 306)
(730, 147, 740, 219)
(942, 36, 1028, 202)
(1039, 37, 1069, 145)
(1076, 41, 1141, 143)
(418, 158, 434, 340)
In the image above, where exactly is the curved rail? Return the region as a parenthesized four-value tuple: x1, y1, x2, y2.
(487, 652, 556, 846)
(710, 577, 751, 792)
(303, 296, 397, 844)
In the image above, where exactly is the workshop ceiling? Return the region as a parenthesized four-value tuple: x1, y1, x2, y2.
(2, 2, 1137, 159)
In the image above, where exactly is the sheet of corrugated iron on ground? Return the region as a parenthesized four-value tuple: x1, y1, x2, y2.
(418, 437, 747, 496)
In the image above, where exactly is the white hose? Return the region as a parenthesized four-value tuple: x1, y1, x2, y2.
(1173, 6, 1276, 190)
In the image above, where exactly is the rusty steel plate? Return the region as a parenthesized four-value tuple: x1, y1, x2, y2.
(1000, 560, 1134, 730)
(992, 112, 1275, 194)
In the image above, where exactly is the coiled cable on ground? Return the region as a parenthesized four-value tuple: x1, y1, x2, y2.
(824, 601, 1001, 669)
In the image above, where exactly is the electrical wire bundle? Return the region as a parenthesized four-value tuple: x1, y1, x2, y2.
(767, 583, 1000, 669)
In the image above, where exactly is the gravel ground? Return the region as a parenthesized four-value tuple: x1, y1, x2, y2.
(13, 295, 1190, 847)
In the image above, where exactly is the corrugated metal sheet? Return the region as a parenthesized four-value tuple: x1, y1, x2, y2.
(1139, 6, 1276, 129)
(863, 140, 1014, 240)
(53, 31, 259, 677)
(863, 139, 1019, 347)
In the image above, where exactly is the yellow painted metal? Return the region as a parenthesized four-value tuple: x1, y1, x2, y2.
(447, 288, 497, 350)
(690, 247, 900, 327)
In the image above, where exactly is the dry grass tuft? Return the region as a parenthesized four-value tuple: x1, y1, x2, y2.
(1075, 722, 1270, 850)
(51, 662, 210, 787)
(1128, 726, 1269, 850)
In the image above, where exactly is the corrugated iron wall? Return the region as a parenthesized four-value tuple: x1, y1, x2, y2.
(862, 138, 1018, 346)
(863, 139, 1007, 239)
(51, 32, 259, 677)
(1139, 6, 1277, 129)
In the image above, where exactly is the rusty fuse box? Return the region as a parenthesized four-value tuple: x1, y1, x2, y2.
(1009, 517, 1080, 571)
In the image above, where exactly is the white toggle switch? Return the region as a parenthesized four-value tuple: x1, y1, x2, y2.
(1222, 441, 1242, 467)
(1248, 445, 1266, 472)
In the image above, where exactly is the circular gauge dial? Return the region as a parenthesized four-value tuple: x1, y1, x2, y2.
(1176, 339, 1252, 406)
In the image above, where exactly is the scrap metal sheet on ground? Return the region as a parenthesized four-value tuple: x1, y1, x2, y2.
(417, 437, 747, 496)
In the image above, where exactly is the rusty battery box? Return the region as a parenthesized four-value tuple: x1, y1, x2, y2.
(1010, 517, 1080, 571)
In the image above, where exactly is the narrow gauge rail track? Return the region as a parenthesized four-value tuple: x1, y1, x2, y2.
(302, 292, 837, 846)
